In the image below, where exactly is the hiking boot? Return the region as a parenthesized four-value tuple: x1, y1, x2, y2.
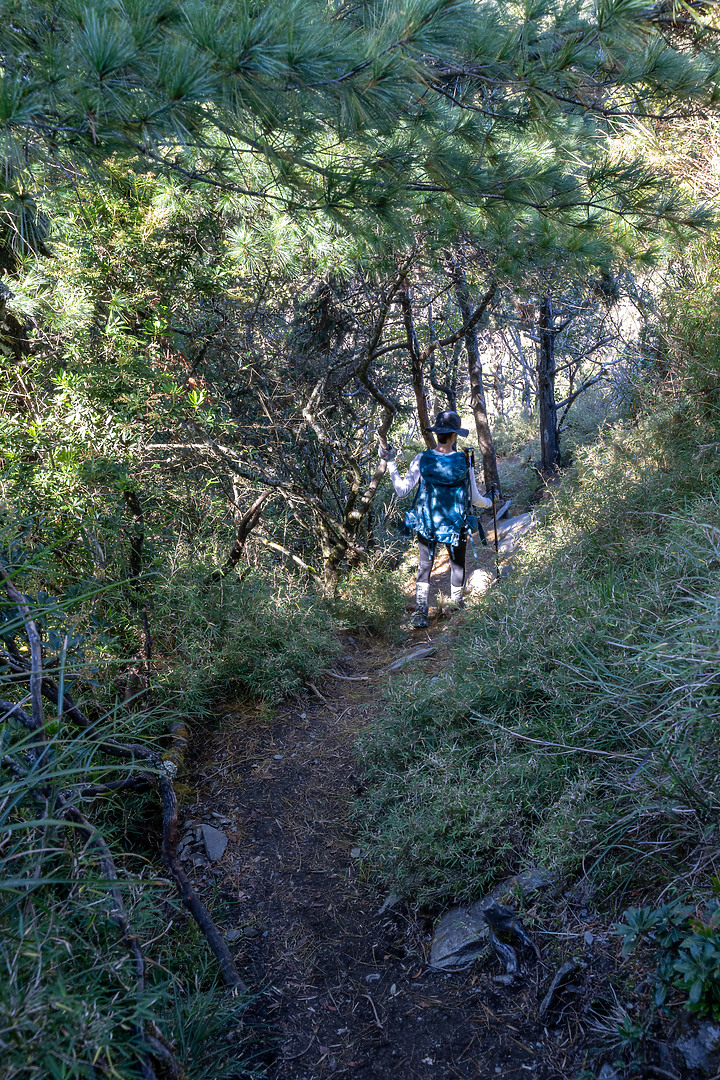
(411, 606, 429, 628)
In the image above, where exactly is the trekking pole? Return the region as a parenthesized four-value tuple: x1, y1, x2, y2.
(491, 489, 500, 579)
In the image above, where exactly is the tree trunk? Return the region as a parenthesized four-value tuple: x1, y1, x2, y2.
(400, 286, 436, 450)
(205, 488, 271, 583)
(452, 269, 500, 493)
(538, 296, 561, 471)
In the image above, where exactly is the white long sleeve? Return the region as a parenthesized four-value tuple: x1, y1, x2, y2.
(387, 454, 422, 498)
(386, 451, 493, 509)
(470, 467, 493, 509)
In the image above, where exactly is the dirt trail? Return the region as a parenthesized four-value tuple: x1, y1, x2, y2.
(180, 530, 614, 1080)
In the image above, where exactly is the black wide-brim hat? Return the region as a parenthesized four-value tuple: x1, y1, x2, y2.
(428, 410, 469, 437)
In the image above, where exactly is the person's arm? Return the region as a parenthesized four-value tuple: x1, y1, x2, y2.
(470, 466, 493, 509)
(386, 453, 422, 498)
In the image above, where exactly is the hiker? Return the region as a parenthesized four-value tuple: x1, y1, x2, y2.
(379, 410, 496, 628)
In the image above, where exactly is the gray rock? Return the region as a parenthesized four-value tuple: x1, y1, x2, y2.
(467, 568, 494, 595)
(675, 1022, 720, 1073)
(429, 902, 490, 971)
(226, 928, 242, 943)
(387, 645, 437, 672)
(538, 961, 579, 1019)
(493, 973, 515, 986)
(491, 868, 558, 903)
(497, 513, 535, 551)
(201, 824, 227, 862)
(378, 893, 402, 915)
(243, 926, 259, 938)
(192, 853, 209, 868)
(597, 1064, 619, 1080)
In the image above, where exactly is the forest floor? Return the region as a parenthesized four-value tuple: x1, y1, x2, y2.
(178, 525, 639, 1080)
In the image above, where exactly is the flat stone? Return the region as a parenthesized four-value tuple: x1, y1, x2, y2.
(201, 824, 228, 862)
(467, 568, 495, 595)
(491, 868, 558, 903)
(498, 512, 535, 540)
(538, 961, 579, 1019)
(388, 645, 437, 672)
(430, 903, 490, 971)
(675, 1022, 720, 1073)
(597, 1064, 619, 1080)
(378, 893, 402, 915)
(226, 928, 242, 942)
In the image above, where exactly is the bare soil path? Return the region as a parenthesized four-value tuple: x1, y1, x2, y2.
(172, 510, 637, 1079)
(179, 574, 628, 1080)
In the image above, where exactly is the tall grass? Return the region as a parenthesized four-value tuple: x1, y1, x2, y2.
(360, 388, 720, 909)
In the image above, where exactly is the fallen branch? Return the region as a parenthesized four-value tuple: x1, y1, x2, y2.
(0, 698, 36, 729)
(1, 566, 47, 766)
(470, 715, 641, 760)
(2, 647, 96, 728)
(78, 776, 154, 798)
(255, 533, 320, 576)
(159, 723, 245, 990)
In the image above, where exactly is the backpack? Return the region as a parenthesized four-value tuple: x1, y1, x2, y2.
(404, 449, 482, 546)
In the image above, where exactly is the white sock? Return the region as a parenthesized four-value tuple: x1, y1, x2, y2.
(416, 582, 430, 608)
(450, 584, 463, 603)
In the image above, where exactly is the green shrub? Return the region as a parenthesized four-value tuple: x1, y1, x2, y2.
(497, 454, 542, 511)
(616, 899, 720, 1018)
(0, 696, 260, 1079)
(328, 547, 408, 641)
(491, 410, 538, 457)
(156, 567, 340, 704)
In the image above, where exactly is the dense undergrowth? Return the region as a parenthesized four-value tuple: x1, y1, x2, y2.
(361, 334, 720, 916)
(0, 540, 339, 1079)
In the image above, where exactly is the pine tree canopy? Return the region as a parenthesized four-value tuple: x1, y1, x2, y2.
(0, 0, 718, 257)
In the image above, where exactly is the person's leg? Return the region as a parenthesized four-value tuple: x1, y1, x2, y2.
(414, 535, 434, 626)
(448, 535, 467, 605)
